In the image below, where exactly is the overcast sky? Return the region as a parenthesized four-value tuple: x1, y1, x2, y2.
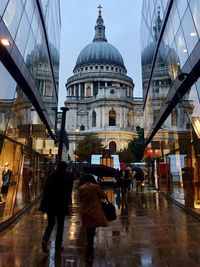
(58, 0, 143, 108)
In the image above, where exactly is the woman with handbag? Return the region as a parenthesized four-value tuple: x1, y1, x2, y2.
(79, 173, 108, 264)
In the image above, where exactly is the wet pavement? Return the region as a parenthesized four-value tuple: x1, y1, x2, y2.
(0, 184, 200, 267)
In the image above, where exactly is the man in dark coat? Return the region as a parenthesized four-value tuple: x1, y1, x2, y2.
(39, 161, 74, 254)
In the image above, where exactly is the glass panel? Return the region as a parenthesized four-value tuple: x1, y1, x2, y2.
(195, 76, 200, 100)
(174, 26, 188, 68)
(164, 17, 175, 48)
(25, 0, 36, 24)
(3, 0, 23, 38)
(0, 0, 9, 16)
(186, 83, 200, 138)
(176, 0, 188, 19)
(165, 43, 180, 80)
(160, 0, 168, 14)
(31, 4, 39, 39)
(181, 7, 198, 55)
(0, 62, 16, 134)
(189, 0, 200, 39)
(170, 2, 181, 38)
(23, 29, 36, 66)
(14, 12, 30, 56)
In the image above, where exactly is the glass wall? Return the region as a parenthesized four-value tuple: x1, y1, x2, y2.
(0, 0, 60, 223)
(141, 0, 200, 213)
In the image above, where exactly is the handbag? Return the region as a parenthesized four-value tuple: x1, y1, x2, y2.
(101, 200, 117, 221)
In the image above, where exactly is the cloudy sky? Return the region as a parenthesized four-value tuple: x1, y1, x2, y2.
(58, 0, 143, 107)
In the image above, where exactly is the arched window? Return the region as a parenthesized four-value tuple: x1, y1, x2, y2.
(109, 110, 116, 126)
(109, 141, 117, 154)
(92, 110, 96, 127)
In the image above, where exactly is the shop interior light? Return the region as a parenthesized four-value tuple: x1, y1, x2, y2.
(0, 38, 11, 47)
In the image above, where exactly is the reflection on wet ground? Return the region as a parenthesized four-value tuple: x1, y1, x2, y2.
(1, 184, 200, 266)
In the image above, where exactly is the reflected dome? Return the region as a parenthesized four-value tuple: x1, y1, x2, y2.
(27, 43, 59, 66)
(142, 41, 179, 66)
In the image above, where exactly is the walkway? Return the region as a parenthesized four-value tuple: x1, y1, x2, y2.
(0, 185, 200, 266)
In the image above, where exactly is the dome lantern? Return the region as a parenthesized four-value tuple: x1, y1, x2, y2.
(93, 4, 107, 42)
(73, 6, 126, 72)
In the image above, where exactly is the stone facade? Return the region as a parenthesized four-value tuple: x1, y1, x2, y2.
(64, 8, 143, 160)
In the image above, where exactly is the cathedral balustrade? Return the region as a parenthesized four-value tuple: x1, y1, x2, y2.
(67, 72, 133, 84)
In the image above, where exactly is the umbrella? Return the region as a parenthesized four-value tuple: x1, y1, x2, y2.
(82, 164, 117, 177)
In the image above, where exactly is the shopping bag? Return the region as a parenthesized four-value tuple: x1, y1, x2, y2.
(101, 200, 117, 221)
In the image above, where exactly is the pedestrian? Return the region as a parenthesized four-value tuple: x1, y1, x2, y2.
(39, 161, 74, 254)
(79, 173, 108, 264)
(121, 167, 130, 194)
(115, 168, 121, 190)
(134, 170, 144, 195)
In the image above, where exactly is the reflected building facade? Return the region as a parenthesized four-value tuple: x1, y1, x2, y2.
(141, 1, 200, 210)
(0, 1, 60, 221)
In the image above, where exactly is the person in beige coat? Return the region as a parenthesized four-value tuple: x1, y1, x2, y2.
(79, 173, 108, 264)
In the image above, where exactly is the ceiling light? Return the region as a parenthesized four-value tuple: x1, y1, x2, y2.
(190, 32, 197, 37)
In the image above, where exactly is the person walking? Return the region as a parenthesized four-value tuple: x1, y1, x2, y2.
(134, 169, 144, 195)
(39, 161, 74, 254)
(79, 173, 108, 264)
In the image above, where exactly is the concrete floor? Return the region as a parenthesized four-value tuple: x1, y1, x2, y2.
(0, 185, 200, 267)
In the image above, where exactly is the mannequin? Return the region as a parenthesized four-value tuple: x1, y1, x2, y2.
(1, 162, 12, 196)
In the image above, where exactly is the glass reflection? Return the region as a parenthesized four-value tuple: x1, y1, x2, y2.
(141, 0, 200, 216)
(3, 0, 23, 38)
(0, 0, 8, 16)
(181, 7, 198, 55)
(15, 11, 30, 56)
(0, 62, 16, 134)
(189, 1, 200, 38)
(25, 0, 36, 24)
(175, 25, 188, 68)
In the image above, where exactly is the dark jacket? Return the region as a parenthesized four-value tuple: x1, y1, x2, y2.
(39, 169, 74, 214)
(134, 171, 144, 182)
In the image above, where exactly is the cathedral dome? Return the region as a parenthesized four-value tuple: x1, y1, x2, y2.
(73, 7, 126, 72)
(75, 41, 125, 69)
